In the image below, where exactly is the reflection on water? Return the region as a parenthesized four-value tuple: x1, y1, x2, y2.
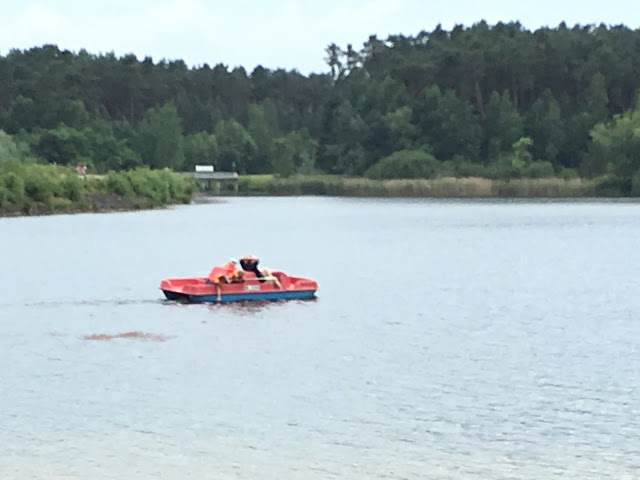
(203, 298, 319, 312)
(1, 197, 640, 479)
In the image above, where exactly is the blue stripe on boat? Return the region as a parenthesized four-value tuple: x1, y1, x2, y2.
(163, 289, 316, 303)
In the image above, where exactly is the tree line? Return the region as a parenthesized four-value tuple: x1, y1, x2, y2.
(2, 21, 640, 192)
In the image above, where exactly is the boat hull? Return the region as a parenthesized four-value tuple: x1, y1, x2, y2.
(159, 270, 318, 304)
(161, 288, 316, 303)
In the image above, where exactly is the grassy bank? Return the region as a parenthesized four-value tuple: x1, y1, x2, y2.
(2, 167, 633, 219)
(238, 174, 635, 198)
(0, 163, 197, 217)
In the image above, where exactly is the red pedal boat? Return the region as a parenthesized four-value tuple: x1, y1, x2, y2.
(160, 255, 318, 303)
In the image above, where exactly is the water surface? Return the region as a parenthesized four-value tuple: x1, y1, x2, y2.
(1, 197, 639, 479)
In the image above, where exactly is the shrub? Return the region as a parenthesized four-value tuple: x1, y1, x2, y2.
(558, 167, 579, 180)
(0, 185, 8, 207)
(22, 169, 56, 205)
(524, 161, 555, 178)
(104, 168, 195, 205)
(238, 175, 273, 193)
(485, 161, 525, 180)
(1, 171, 25, 203)
(299, 179, 329, 195)
(105, 171, 133, 197)
(452, 161, 487, 178)
(264, 178, 301, 195)
(588, 174, 631, 197)
(51, 196, 72, 212)
(60, 174, 85, 202)
(137, 169, 170, 204)
(162, 169, 196, 203)
(365, 150, 439, 179)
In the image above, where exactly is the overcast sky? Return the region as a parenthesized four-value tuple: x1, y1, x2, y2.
(0, 0, 638, 75)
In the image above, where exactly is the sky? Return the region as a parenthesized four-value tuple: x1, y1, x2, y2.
(0, 0, 639, 76)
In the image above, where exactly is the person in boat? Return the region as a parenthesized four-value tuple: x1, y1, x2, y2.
(208, 258, 244, 285)
(239, 254, 282, 288)
(239, 254, 264, 281)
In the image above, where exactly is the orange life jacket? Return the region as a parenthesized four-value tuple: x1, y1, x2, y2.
(208, 262, 240, 284)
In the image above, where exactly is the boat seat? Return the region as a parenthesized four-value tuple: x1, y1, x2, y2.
(273, 271, 290, 289)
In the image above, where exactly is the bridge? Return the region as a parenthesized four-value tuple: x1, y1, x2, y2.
(191, 166, 238, 192)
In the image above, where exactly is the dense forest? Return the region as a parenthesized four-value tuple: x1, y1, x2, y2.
(2, 21, 640, 193)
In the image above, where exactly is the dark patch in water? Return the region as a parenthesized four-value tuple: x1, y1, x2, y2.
(84, 331, 176, 341)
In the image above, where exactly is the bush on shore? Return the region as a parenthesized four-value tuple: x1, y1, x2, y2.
(0, 163, 196, 214)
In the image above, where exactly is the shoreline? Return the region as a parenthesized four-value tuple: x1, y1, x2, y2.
(0, 193, 191, 219)
(2, 176, 639, 219)
(2, 195, 637, 219)
(0, 192, 231, 219)
(236, 175, 637, 198)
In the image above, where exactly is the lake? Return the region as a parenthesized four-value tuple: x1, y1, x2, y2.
(1, 197, 639, 479)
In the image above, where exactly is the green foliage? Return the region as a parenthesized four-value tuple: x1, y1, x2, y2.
(317, 99, 368, 174)
(272, 138, 295, 178)
(484, 136, 551, 180)
(54, 100, 91, 129)
(240, 174, 588, 198)
(632, 169, 640, 197)
(238, 174, 273, 192)
(0, 185, 8, 207)
(136, 103, 185, 170)
(385, 106, 417, 150)
(32, 124, 91, 165)
(483, 91, 523, 161)
(86, 126, 143, 173)
(446, 158, 487, 177)
(247, 103, 279, 174)
(0, 162, 195, 213)
(183, 132, 218, 172)
(297, 178, 330, 195)
(587, 173, 631, 196)
(524, 160, 555, 178)
(414, 86, 482, 162)
(104, 168, 195, 204)
(484, 161, 526, 181)
(22, 165, 58, 205)
(0, 171, 26, 203)
(564, 72, 611, 168)
(24, 169, 56, 204)
(50, 196, 73, 212)
(583, 100, 640, 179)
(4, 95, 38, 133)
(558, 167, 579, 180)
(105, 171, 134, 197)
(60, 173, 85, 201)
(334, 144, 368, 175)
(129, 168, 171, 203)
(4, 25, 640, 195)
(0, 130, 21, 164)
(214, 119, 257, 173)
(511, 137, 534, 167)
(285, 128, 318, 174)
(524, 90, 565, 163)
(365, 149, 439, 179)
